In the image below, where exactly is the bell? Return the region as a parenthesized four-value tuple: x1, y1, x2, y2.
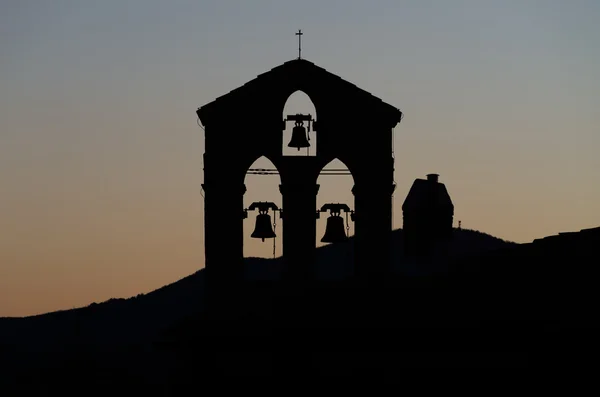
(287, 124, 310, 151)
(251, 213, 276, 242)
(321, 214, 348, 243)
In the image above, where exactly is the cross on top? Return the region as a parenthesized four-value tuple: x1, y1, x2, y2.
(296, 29, 303, 59)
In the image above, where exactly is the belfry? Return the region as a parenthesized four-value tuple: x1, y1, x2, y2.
(197, 33, 403, 294)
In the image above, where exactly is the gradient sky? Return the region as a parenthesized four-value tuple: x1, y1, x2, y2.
(1, 0, 599, 317)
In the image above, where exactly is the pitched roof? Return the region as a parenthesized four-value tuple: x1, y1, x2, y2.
(402, 177, 454, 212)
(197, 58, 402, 124)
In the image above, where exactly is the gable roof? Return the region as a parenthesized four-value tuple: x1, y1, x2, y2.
(402, 176, 454, 213)
(197, 58, 402, 125)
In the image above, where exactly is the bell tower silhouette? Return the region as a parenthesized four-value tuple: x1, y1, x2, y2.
(197, 38, 402, 305)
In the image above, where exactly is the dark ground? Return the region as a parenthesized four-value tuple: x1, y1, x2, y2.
(3, 229, 600, 392)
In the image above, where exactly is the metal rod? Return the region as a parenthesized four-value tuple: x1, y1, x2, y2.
(247, 172, 352, 175)
(248, 168, 349, 172)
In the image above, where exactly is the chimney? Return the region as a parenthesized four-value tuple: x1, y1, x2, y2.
(426, 173, 439, 183)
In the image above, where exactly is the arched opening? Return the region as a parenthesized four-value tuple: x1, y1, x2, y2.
(282, 90, 317, 157)
(316, 159, 356, 246)
(243, 156, 283, 261)
(315, 158, 355, 279)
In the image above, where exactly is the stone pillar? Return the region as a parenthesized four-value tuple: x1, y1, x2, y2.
(352, 182, 395, 282)
(202, 182, 246, 311)
(279, 182, 320, 283)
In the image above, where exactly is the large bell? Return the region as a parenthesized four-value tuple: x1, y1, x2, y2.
(251, 213, 276, 242)
(321, 214, 348, 243)
(287, 123, 310, 151)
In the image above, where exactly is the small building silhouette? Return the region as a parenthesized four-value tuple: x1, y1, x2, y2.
(402, 173, 454, 256)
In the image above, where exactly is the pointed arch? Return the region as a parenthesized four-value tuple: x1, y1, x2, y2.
(242, 153, 282, 184)
(315, 154, 360, 184)
(316, 157, 356, 247)
(317, 157, 356, 183)
(281, 89, 319, 118)
(243, 155, 283, 260)
(282, 90, 318, 157)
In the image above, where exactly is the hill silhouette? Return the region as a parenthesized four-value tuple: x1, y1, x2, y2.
(0, 228, 511, 345)
(2, 226, 599, 390)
